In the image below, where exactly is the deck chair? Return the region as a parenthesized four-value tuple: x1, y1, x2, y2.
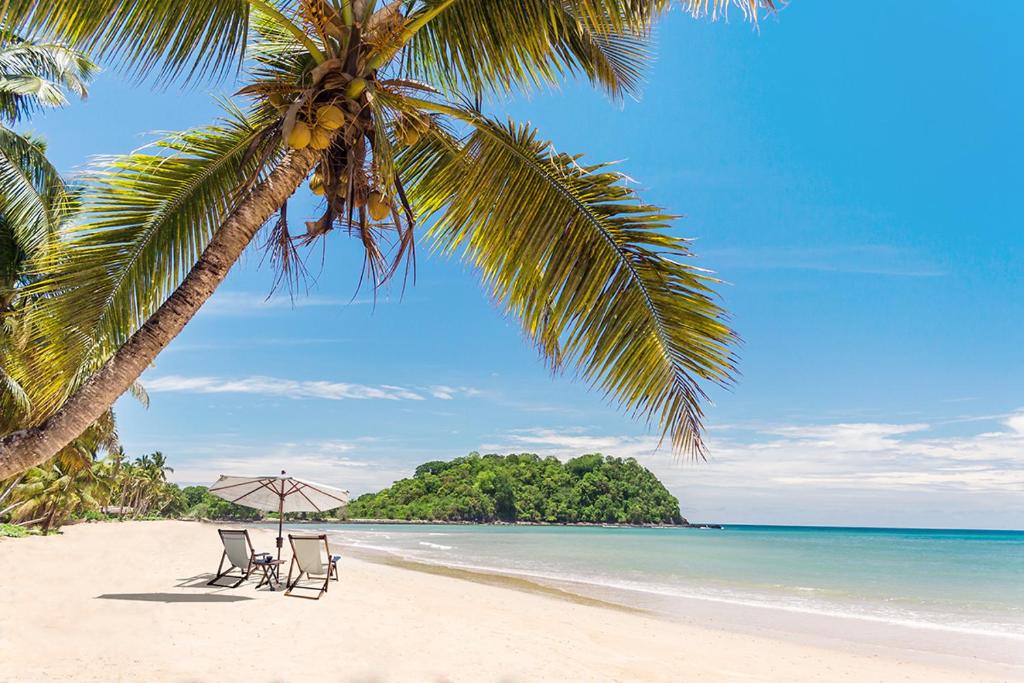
(284, 534, 340, 599)
(208, 529, 262, 587)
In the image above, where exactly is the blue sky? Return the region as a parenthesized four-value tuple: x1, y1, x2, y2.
(30, 3, 1023, 528)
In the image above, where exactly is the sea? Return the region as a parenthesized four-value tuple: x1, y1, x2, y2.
(274, 522, 1024, 667)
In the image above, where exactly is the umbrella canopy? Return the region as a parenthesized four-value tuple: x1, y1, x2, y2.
(208, 471, 349, 559)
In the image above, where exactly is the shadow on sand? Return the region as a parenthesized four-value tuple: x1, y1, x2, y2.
(96, 592, 253, 603)
(174, 573, 224, 588)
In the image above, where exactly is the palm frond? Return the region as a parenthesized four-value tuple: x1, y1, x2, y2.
(2, 0, 252, 86)
(0, 355, 29, 433)
(128, 381, 150, 409)
(0, 39, 98, 123)
(403, 110, 736, 455)
(0, 127, 67, 262)
(681, 0, 776, 22)
(20, 103, 283, 413)
(402, 0, 666, 99)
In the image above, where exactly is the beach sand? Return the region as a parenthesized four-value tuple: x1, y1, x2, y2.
(0, 521, 1015, 682)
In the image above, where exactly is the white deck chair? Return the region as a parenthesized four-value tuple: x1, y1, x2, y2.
(284, 534, 339, 599)
(208, 529, 262, 587)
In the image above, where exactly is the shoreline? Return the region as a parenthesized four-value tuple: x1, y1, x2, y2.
(329, 531, 1024, 678)
(241, 517, 722, 529)
(2, 520, 1020, 682)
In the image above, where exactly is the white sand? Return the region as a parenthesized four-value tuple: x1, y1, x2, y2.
(0, 521, 1015, 682)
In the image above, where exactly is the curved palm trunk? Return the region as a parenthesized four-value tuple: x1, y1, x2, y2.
(0, 149, 317, 479)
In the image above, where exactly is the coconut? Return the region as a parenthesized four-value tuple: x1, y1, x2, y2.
(399, 126, 420, 146)
(309, 126, 332, 150)
(316, 104, 345, 131)
(309, 174, 324, 196)
(367, 192, 390, 221)
(345, 78, 367, 99)
(286, 121, 311, 149)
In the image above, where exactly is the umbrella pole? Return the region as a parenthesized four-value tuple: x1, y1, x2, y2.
(277, 490, 284, 561)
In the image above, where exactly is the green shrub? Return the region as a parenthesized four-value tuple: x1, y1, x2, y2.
(0, 523, 32, 538)
(78, 509, 114, 522)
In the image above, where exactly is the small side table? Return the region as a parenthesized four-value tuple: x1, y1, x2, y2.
(253, 558, 285, 591)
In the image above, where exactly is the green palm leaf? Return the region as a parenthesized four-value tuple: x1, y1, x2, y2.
(2, 0, 251, 85)
(402, 0, 773, 98)
(0, 39, 98, 123)
(0, 128, 66, 261)
(403, 110, 736, 455)
(402, 0, 664, 99)
(22, 103, 282, 411)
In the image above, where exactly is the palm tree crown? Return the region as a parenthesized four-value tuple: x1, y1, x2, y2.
(0, 0, 775, 479)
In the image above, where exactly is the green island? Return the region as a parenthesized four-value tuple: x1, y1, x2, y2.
(347, 453, 687, 525)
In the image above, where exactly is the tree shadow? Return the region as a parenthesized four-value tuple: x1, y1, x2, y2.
(96, 592, 253, 603)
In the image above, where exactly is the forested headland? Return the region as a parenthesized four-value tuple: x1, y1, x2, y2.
(347, 453, 687, 525)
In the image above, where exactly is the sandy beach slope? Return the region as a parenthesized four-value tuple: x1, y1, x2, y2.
(0, 521, 1015, 682)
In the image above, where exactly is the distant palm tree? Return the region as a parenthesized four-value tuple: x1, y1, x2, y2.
(0, 406, 118, 520)
(0, 0, 774, 479)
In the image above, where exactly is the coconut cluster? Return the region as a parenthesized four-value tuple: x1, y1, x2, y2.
(286, 103, 347, 151)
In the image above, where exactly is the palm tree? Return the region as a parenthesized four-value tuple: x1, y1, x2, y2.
(0, 29, 96, 433)
(0, 0, 774, 479)
(122, 451, 173, 517)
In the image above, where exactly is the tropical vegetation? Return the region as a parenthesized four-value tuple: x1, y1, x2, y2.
(0, 0, 775, 480)
(1, 450, 189, 533)
(348, 452, 686, 524)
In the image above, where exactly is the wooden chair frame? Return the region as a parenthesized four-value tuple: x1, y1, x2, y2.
(208, 529, 261, 588)
(284, 534, 339, 599)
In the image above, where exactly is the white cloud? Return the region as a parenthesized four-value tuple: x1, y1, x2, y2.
(145, 375, 425, 401)
(169, 439, 408, 494)
(484, 414, 1024, 526)
(1006, 412, 1024, 435)
(767, 422, 930, 452)
(199, 291, 372, 317)
(425, 385, 481, 400)
(503, 429, 640, 453)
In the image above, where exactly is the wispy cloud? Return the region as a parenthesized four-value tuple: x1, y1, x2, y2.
(198, 291, 372, 317)
(702, 245, 945, 278)
(145, 374, 482, 403)
(427, 385, 482, 400)
(168, 438, 408, 492)
(146, 375, 424, 401)
(165, 337, 349, 353)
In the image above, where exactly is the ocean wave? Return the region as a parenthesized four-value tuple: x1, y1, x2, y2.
(418, 541, 453, 550)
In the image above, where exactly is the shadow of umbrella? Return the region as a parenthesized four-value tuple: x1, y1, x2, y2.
(96, 593, 253, 603)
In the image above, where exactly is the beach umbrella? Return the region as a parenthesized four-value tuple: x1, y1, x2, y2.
(208, 471, 349, 559)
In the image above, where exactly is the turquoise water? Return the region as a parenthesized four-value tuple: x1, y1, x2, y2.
(297, 523, 1024, 640)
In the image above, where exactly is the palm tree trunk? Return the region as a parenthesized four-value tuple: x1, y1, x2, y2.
(41, 503, 56, 534)
(0, 148, 317, 479)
